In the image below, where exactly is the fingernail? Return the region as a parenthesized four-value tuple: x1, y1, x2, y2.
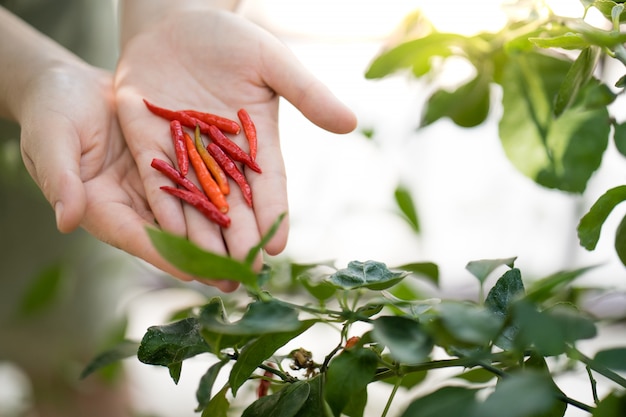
(54, 201, 64, 229)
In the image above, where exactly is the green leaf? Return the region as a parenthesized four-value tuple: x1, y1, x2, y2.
(453, 367, 497, 384)
(615, 213, 626, 266)
(325, 347, 378, 417)
(80, 340, 140, 380)
(328, 260, 409, 291)
(342, 388, 367, 417)
(525, 265, 597, 302)
(401, 386, 479, 417)
(295, 376, 333, 417)
(201, 299, 301, 336)
(137, 318, 210, 378)
(594, 347, 626, 371)
(201, 385, 230, 417)
(198, 297, 251, 351)
(594, 391, 626, 417)
(242, 380, 310, 417)
(466, 257, 517, 284)
(475, 372, 563, 417)
(529, 33, 590, 50)
(591, 0, 626, 23)
(19, 262, 65, 316)
(394, 184, 420, 233)
(298, 275, 337, 301)
(513, 301, 597, 356)
(435, 301, 502, 346)
(245, 213, 287, 265)
(229, 320, 316, 396)
(392, 262, 439, 287)
(365, 33, 468, 79)
(554, 46, 601, 117)
(485, 268, 525, 349)
(421, 73, 491, 128)
(578, 185, 626, 250)
(613, 122, 626, 157)
(196, 359, 229, 411)
(485, 268, 525, 316)
(372, 316, 433, 364)
(167, 362, 182, 384)
(146, 227, 257, 286)
(498, 52, 610, 193)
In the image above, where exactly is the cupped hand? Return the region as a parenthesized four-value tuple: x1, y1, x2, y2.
(114, 7, 357, 278)
(18, 62, 236, 291)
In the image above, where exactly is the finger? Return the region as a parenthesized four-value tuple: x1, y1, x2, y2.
(20, 118, 87, 233)
(261, 41, 358, 135)
(244, 120, 289, 256)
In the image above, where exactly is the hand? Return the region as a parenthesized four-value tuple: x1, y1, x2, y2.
(115, 7, 357, 276)
(18, 62, 236, 290)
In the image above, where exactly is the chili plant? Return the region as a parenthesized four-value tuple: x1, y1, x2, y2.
(367, 0, 626, 266)
(80, 1, 626, 416)
(82, 222, 626, 417)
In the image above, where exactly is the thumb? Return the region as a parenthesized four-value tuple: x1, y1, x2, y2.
(51, 168, 87, 233)
(263, 41, 358, 135)
(20, 120, 87, 233)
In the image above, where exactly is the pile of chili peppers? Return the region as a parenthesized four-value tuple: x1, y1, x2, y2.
(145, 99, 259, 228)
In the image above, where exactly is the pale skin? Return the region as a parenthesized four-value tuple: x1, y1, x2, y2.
(1, 1, 358, 291)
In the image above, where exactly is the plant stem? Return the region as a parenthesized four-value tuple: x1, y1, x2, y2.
(258, 362, 298, 383)
(586, 365, 599, 404)
(568, 346, 626, 388)
(276, 299, 344, 318)
(557, 394, 594, 413)
(321, 342, 344, 373)
(373, 357, 482, 381)
(381, 377, 402, 417)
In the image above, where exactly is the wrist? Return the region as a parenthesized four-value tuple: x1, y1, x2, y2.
(0, 7, 82, 121)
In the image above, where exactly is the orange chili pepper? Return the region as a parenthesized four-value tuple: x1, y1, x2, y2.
(207, 142, 253, 208)
(184, 131, 228, 214)
(194, 126, 230, 196)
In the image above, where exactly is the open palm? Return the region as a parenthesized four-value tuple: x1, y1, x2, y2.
(115, 8, 357, 282)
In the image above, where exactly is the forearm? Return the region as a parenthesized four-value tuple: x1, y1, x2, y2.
(118, 0, 242, 47)
(0, 6, 82, 121)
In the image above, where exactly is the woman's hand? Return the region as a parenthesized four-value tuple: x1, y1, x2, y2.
(115, 5, 357, 277)
(18, 62, 241, 288)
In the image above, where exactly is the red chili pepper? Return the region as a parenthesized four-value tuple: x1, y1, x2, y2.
(169, 120, 189, 176)
(194, 126, 230, 196)
(143, 99, 214, 135)
(207, 142, 253, 207)
(184, 131, 229, 213)
(150, 158, 203, 196)
(344, 336, 361, 350)
(160, 186, 230, 228)
(181, 109, 241, 135)
(256, 363, 276, 398)
(237, 108, 257, 161)
(206, 124, 262, 174)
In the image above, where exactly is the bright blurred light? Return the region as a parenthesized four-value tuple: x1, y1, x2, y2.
(544, 0, 585, 17)
(246, 0, 590, 41)
(418, 0, 508, 35)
